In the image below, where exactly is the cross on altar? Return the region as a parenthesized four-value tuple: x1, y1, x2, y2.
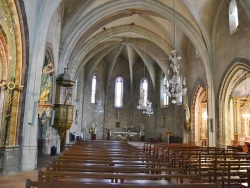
(116, 110, 121, 119)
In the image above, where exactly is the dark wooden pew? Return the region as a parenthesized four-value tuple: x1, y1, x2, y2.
(38, 170, 200, 184)
(26, 179, 221, 188)
(46, 164, 185, 182)
(27, 140, 222, 188)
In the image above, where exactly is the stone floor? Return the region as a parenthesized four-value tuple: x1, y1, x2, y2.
(0, 155, 55, 188)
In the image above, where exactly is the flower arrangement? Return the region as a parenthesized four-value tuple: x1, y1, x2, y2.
(117, 133, 130, 142)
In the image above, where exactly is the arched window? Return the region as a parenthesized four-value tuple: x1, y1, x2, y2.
(91, 76, 96, 103)
(140, 78, 148, 107)
(229, 0, 239, 35)
(162, 75, 169, 106)
(114, 77, 123, 108)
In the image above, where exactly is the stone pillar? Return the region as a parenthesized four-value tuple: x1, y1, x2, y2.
(235, 98, 241, 135)
(233, 98, 238, 134)
(2, 146, 21, 174)
(21, 101, 39, 171)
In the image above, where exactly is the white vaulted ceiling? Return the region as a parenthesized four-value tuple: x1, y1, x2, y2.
(57, 0, 249, 91)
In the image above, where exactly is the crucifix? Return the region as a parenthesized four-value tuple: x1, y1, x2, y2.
(116, 110, 121, 119)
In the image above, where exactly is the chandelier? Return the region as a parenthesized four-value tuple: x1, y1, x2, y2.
(145, 101, 153, 116)
(137, 96, 153, 116)
(137, 80, 154, 116)
(95, 99, 103, 114)
(136, 0, 153, 116)
(164, 50, 187, 104)
(164, 0, 187, 104)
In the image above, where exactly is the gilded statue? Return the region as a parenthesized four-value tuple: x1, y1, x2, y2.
(184, 103, 191, 131)
(39, 62, 55, 103)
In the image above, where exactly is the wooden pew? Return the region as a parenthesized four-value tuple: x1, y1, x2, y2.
(240, 168, 250, 188)
(53, 158, 172, 169)
(47, 164, 183, 174)
(198, 153, 250, 184)
(27, 141, 222, 187)
(217, 161, 250, 188)
(47, 164, 185, 183)
(38, 170, 200, 184)
(26, 179, 221, 188)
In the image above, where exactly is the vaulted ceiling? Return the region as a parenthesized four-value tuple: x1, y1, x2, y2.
(57, 0, 250, 91)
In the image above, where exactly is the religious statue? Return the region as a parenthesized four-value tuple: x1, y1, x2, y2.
(201, 106, 207, 139)
(64, 93, 72, 105)
(39, 62, 55, 103)
(184, 103, 191, 131)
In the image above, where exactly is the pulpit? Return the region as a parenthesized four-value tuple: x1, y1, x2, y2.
(54, 68, 75, 152)
(53, 104, 74, 151)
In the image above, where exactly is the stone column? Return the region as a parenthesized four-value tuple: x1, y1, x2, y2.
(2, 146, 21, 174)
(21, 100, 39, 171)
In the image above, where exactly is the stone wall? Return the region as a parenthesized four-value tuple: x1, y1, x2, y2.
(70, 55, 186, 142)
(214, 1, 250, 98)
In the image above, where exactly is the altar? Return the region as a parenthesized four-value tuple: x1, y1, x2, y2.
(113, 132, 138, 141)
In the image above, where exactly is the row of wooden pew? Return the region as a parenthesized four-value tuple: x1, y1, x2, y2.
(143, 142, 250, 187)
(26, 140, 220, 187)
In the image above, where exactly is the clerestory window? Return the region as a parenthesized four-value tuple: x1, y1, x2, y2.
(229, 0, 239, 35)
(114, 77, 123, 108)
(91, 76, 96, 103)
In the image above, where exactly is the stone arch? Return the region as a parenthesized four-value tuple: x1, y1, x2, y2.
(218, 58, 250, 146)
(0, 0, 26, 146)
(0, 24, 8, 141)
(191, 82, 207, 145)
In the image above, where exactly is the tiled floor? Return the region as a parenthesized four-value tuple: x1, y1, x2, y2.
(0, 155, 55, 188)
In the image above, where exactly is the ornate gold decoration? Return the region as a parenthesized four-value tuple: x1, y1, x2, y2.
(0, 81, 23, 90)
(89, 128, 95, 134)
(53, 104, 74, 140)
(1, 79, 23, 145)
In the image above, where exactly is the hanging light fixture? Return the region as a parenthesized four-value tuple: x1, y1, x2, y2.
(137, 77, 153, 116)
(95, 78, 103, 114)
(137, 0, 153, 116)
(164, 0, 187, 104)
(145, 79, 153, 116)
(95, 99, 103, 114)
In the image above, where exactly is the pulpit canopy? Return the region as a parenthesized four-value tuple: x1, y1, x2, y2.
(56, 68, 75, 87)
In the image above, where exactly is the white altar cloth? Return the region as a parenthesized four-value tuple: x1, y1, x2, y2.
(113, 132, 138, 137)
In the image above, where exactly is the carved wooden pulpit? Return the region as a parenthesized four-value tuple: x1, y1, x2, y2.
(53, 104, 74, 151)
